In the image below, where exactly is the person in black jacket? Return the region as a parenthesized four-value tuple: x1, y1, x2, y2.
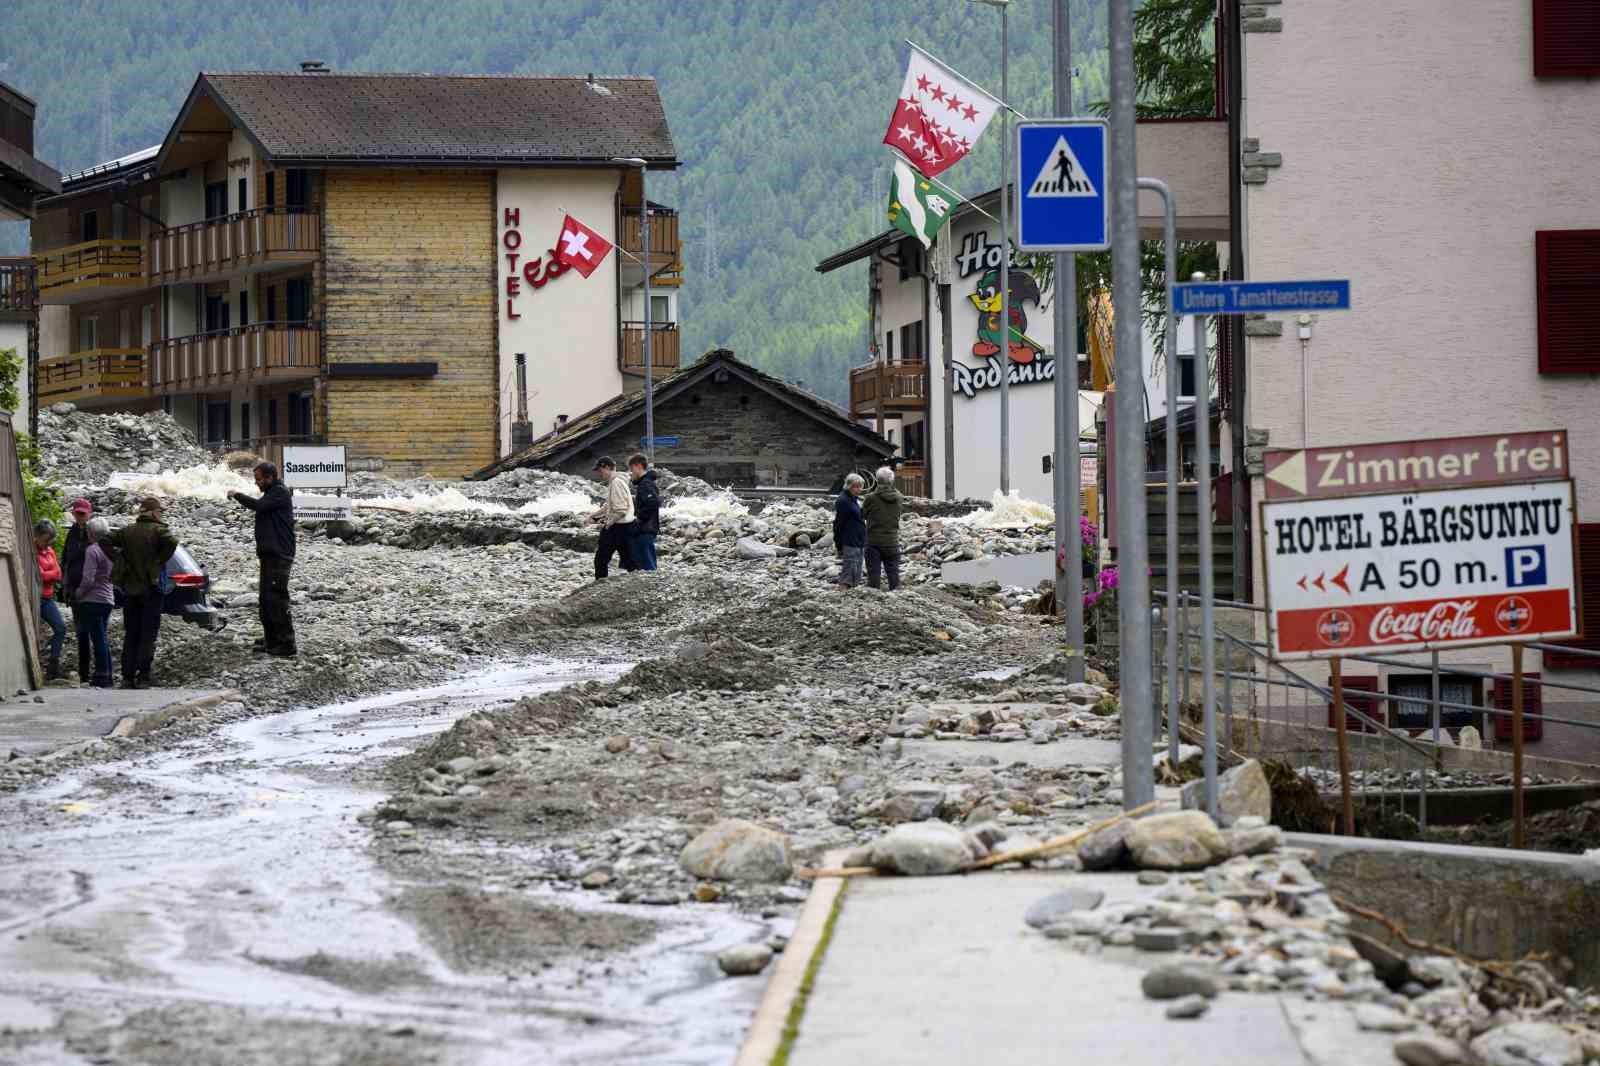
(832, 472, 867, 587)
(61, 497, 95, 680)
(627, 453, 660, 572)
(227, 461, 297, 657)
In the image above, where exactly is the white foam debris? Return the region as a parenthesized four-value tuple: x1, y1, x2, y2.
(663, 490, 750, 524)
(952, 490, 1055, 529)
(108, 465, 255, 500)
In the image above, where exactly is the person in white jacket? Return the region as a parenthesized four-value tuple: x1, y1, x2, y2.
(590, 456, 637, 579)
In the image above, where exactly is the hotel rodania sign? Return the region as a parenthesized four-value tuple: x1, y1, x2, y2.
(1260, 430, 1578, 659)
(950, 230, 1057, 399)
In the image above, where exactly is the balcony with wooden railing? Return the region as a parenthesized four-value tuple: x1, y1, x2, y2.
(848, 360, 927, 415)
(621, 322, 681, 378)
(37, 348, 146, 407)
(620, 207, 681, 273)
(35, 239, 147, 304)
(895, 461, 929, 499)
(148, 207, 321, 286)
(149, 322, 321, 396)
(0, 257, 36, 319)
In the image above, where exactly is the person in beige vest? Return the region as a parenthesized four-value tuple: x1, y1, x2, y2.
(590, 456, 637, 579)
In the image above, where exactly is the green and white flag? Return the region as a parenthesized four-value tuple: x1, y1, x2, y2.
(887, 157, 952, 249)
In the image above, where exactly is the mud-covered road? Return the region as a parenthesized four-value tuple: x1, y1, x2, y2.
(0, 662, 773, 1066)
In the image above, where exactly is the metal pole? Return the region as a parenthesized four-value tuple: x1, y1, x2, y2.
(1110, 0, 1152, 810)
(1140, 177, 1179, 767)
(1332, 655, 1355, 835)
(1053, 0, 1084, 681)
(1512, 642, 1526, 849)
(998, 3, 1012, 495)
(1193, 302, 1217, 819)
(642, 166, 655, 467)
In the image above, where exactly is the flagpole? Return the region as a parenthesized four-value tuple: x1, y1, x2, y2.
(905, 39, 1028, 119)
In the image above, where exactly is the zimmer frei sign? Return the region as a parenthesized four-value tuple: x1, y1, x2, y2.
(1260, 430, 1578, 659)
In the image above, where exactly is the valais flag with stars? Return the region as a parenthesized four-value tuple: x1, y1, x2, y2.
(553, 213, 614, 279)
(883, 48, 1001, 179)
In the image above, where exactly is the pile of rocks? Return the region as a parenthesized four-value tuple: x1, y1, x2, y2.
(35, 403, 213, 488)
(884, 682, 1118, 744)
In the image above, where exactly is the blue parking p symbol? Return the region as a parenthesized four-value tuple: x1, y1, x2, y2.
(1504, 545, 1547, 588)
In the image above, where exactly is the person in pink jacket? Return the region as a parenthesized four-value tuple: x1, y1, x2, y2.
(34, 520, 66, 681)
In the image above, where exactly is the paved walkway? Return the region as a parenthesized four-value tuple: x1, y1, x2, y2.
(771, 868, 1395, 1066)
(0, 685, 235, 757)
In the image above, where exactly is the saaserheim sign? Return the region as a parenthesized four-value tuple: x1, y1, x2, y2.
(948, 230, 1057, 399)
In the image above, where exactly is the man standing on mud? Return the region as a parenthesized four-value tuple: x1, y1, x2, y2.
(106, 497, 177, 688)
(861, 466, 904, 591)
(228, 461, 297, 658)
(627, 453, 660, 572)
(590, 456, 636, 579)
(833, 472, 867, 588)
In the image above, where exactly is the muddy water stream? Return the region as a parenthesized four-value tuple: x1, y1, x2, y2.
(0, 663, 770, 1066)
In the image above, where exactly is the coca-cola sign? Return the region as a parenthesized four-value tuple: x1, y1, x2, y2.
(1263, 466, 1578, 659)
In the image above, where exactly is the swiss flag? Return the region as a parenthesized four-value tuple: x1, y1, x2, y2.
(553, 214, 614, 278)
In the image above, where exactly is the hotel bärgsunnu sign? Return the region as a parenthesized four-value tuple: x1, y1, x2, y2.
(1260, 430, 1578, 659)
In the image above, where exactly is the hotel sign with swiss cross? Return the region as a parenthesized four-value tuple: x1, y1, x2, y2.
(1259, 430, 1579, 659)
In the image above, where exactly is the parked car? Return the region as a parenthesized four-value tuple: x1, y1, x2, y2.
(111, 543, 222, 630)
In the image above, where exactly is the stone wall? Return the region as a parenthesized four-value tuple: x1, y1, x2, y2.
(554, 378, 886, 488)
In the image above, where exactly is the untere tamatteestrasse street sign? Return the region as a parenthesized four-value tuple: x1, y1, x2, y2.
(1260, 432, 1578, 659)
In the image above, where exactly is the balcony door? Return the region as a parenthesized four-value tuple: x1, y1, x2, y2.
(205, 182, 228, 220)
(205, 398, 231, 445)
(78, 315, 98, 353)
(204, 294, 230, 333)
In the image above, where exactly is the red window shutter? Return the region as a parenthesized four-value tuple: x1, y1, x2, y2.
(1328, 675, 1382, 733)
(1537, 231, 1600, 375)
(1545, 522, 1600, 668)
(1534, 0, 1600, 77)
(1492, 674, 1545, 742)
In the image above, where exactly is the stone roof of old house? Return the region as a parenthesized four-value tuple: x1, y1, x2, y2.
(471, 349, 894, 480)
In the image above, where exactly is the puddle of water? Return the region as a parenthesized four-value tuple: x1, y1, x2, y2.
(0, 659, 771, 1065)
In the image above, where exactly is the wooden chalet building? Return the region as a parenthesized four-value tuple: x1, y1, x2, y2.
(475, 349, 895, 489)
(29, 66, 683, 477)
(1, 78, 63, 437)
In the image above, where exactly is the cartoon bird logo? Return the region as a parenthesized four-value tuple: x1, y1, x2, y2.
(970, 268, 1046, 364)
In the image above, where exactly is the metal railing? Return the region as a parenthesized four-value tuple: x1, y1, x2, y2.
(1154, 590, 1600, 837)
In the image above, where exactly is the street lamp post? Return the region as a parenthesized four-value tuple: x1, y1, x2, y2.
(969, 0, 1011, 494)
(613, 156, 654, 466)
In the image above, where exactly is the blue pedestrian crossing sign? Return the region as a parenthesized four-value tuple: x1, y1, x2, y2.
(1016, 119, 1109, 252)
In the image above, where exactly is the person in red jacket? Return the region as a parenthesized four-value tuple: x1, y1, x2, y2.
(34, 520, 67, 681)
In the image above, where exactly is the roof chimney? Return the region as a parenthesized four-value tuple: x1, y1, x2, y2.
(300, 60, 329, 73)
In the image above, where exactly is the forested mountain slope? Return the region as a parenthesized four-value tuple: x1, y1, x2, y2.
(0, 0, 1112, 404)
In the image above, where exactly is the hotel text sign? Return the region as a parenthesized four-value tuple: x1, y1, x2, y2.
(1260, 432, 1578, 660)
(500, 208, 574, 319)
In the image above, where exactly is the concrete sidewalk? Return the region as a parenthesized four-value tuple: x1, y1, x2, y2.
(1, 685, 238, 757)
(750, 868, 1396, 1066)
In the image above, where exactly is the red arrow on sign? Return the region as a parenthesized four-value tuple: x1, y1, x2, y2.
(1331, 564, 1350, 594)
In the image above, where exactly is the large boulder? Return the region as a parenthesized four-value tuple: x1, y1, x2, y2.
(1180, 759, 1272, 828)
(680, 819, 793, 882)
(1469, 1023, 1583, 1066)
(1124, 811, 1230, 871)
(849, 821, 981, 876)
(1076, 820, 1132, 871)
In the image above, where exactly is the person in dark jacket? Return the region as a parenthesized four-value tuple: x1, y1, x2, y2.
(106, 497, 178, 688)
(627, 453, 660, 572)
(832, 472, 868, 588)
(860, 466, 904, 591)
(61, 497, 94, 680)
(228, 461, 297, 657)
(75, 517, 116, 688)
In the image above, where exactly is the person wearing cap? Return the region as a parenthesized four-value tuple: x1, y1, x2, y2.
(106, 497, 177, 689)
(74, 517, 116, 688)
(61, 497, 94, 680)
(227, 460, 297, 658)
(33, 520, 66, 680)
(589, 456, 637, 580)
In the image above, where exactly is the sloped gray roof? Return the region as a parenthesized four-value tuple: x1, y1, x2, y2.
(195, 71, 676, 166)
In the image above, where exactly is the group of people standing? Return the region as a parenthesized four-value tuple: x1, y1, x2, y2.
(30, 459, 299, 689)
(591, 453, 661, 579)
(33, 495, 176, 688)
(833, 466, 905, 590)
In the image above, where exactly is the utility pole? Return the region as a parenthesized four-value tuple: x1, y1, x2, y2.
(1052, 0, 1085, 682)
(1110, 0, 1154, 810)
(971, 0, 1013, 494)
(613, 157, 655, 465)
